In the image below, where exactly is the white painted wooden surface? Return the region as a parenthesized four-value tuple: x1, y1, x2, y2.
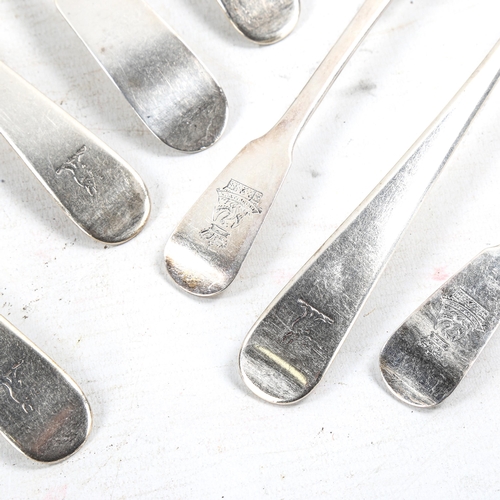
(1, 0, 500, 498)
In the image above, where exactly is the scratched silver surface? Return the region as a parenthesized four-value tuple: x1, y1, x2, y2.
(165, 0, 392, 296)
(0, 316, 91, 463)
(0, 62, 150, 244)
(56, 0, 228, 153)
(239, 39, 500, 404)
(216, 0, 300, 44)
(381, 247, 500, 407)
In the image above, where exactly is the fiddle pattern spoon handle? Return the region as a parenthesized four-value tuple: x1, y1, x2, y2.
(239, 39, 500, 405)
(380, 245, 500, 407)
(165, 0, 392, 296)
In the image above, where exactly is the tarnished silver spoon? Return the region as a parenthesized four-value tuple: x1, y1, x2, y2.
(0, 62, 150, 245)
(56, 0, 228, 153)
(239, 39, 500, 405)
(216, 0, 301, 44)
(165, 0, 392, 296)
(0, 315, 91, 463)
(380, 245, 500, 408)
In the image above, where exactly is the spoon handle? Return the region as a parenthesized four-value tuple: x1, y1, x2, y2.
(275, 0, 391, 144)
(164, 0, 393, 296)
(0, 61, 150, 244)
(55, 0, 228, 153)
(240, 39, 500, 405)
(380, 245, 500, 407)
(0, 315, 91, 462)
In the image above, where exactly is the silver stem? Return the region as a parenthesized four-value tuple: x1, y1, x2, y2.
(275, 0, 391, 145)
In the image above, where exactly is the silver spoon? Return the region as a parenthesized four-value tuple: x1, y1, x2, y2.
(0, 315, 91, 462)
(165, 0, 392, 296)
(380, 245, 500, 408)
(216, 0, 301, 44)
(239, 39, 500, 405)
(55, 0, 228, 153)
(0, 62, 150, 245)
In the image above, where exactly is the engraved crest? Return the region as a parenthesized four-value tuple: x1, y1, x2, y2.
(433, 288, 489, 342)
(200, 179, 263, 248)
(421, 287, 490, 367)
(0, 360, 34, 414)
(282, 299, 335, 345)
(55, 145, 97, 196)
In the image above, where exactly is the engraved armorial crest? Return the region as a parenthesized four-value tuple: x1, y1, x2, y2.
(282, 299, 335, 345)
(0, 360, 34, 414)
(200, 179, 263, 248)
(55, 145, 97, 196)
(424, 288, 490, 361)
(433, 288, 489, 342)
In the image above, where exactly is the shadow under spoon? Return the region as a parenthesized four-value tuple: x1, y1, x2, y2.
(0, 62, 150, 244)
(0, 315, 91, 463)
(239, 39, 500, 405)
(165, 0, 392, 296)
(56, 0, 228, 153)
(216, 0, 301, 44)
(380, 245, 500, 407)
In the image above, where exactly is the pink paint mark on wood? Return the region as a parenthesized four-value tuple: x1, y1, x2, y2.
(432, 266, 449, 282)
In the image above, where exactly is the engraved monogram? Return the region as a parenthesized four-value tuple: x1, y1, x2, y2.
(0, 360, 34, 414)
(282, 299, 335, 344)
(200, 179, 263, 248)
(55, 145, 97, 196)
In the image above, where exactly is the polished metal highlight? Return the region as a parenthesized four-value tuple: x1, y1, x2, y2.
(0, 315, 91, 463)
(0, 62, 150, 244)
(217, 0, 300, 44)
(56, 0, 228, 153)
(165, 0, 392, 296)
(239, 39, 500, 404)
(381, 247, 500, 407)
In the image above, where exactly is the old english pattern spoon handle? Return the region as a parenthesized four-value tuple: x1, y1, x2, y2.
(216, 0, 301, 45)
(56, 0, 228, 153)
(239, 39, 500, 405)
(380, 246, 500, 407)
(0, 315, 91, 463)
(165, 0, 392, 296)
(0, 62, 150, 244)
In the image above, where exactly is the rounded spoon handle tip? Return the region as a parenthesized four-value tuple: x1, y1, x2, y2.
(55, 0, 228, 153)
(0, 315, 92, 463)
(380, 245, 500, 408)
(0, 61, 150, 244)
